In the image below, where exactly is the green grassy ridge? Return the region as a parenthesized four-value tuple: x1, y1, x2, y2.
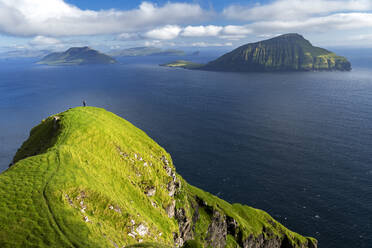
(0, 107, 316, 247)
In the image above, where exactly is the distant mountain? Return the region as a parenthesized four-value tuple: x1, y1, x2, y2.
(0, 49, 51, 59)
(203, 34, 351, 72)
(38, 47, 117, 65)
(163, 34, 351, 72)
(110, 46, 185, 57)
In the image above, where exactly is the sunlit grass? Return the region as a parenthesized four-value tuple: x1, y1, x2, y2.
(0, 107, 316, 247)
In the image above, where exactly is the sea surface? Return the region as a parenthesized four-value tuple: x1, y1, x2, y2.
(0, 50, 372, 247)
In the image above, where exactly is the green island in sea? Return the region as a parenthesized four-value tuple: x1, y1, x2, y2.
(162, 33, 351, 72)
(38, 47, 117, 66)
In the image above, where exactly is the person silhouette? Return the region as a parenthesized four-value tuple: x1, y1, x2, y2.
(83, 100, 86, 107)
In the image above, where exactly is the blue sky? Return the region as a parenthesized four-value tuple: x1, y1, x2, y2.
(0, 0, 372, 53)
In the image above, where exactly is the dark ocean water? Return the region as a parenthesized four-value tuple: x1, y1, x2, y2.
(0, 51, 372, 247)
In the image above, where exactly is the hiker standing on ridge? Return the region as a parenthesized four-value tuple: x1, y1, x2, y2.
(83, 100, 86, 107)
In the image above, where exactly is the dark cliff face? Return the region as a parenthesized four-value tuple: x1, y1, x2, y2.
(176, 195, 317, 248)
(202, 33, 351, 72)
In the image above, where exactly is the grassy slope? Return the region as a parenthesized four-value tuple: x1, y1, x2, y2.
(0, 107, 316, 247)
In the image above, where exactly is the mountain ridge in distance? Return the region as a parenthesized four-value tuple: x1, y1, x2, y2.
(0, 49, 51, 59)
(109, 46, 185, 57)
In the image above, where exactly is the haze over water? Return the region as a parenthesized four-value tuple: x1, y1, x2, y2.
(0, 50, 371, 247)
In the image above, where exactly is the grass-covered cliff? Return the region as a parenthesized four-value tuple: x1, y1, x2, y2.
(0, 107, 317, 248)
(202, 34, 351, 72)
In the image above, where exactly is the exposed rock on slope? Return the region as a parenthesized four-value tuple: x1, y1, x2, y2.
(0, 107, 317, 247)
(202, 33, 351, 72)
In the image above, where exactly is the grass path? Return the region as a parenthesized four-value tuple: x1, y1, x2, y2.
(42, 151, 76, 248)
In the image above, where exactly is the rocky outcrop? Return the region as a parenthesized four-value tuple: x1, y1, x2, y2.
(205, 210, 227, 248)
(242, 235, 317, 248)
(145, 186, 156, 197)
(174, 208, 194, 246)
(174, 195, 318, 248)
(166, 200, 176, 218)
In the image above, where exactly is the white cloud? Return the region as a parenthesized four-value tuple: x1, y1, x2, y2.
(143, 40, 179, 47)
(144, 25, 181, 40)
(0, 0, 207, 37)
(143, 24, 252, 41)
(144, 40, 162, 47)
(218, 35, 247, 40)
(221, 0, 372, 37)
(1, 0, 372, 48)
(117, 33, 141, 41)
(250, 12, 372, 33)
(219, 25, 252, 40)
(29, 36, 60, 46)
(349, 33, 372, 41)
(182, 25, 223, 37)
(222, 25, 252, 35)
(181, 25, 251, 39)
(223, 0, 372, 21)
(191, 42, 233, 47)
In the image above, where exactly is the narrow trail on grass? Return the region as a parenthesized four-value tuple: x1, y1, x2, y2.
(42, 151, 77, 248)
(41, 114, 78, 248)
